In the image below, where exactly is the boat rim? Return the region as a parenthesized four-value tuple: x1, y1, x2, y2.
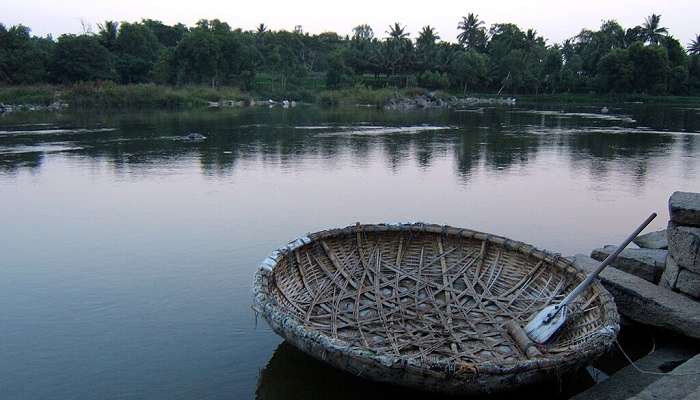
(252, 222, 620, 377)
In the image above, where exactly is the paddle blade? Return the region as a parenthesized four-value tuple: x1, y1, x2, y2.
(525, 304, 567, 344)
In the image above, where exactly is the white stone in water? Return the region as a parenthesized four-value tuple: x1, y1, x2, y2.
(669, 191, 700, 227)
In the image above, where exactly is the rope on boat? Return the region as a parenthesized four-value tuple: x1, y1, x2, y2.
(614, 338, 700, 376)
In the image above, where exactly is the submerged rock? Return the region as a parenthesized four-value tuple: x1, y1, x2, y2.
(632, 229, 668, 249)
(669, 191, 700, 227)
(184, 133, 207, 141)
(590, 245, 666, 283)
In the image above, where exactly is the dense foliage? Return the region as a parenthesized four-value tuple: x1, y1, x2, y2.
(1, 14, 700, 96)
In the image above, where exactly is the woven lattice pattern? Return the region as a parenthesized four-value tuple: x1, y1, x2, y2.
(269, 228, 608, 364)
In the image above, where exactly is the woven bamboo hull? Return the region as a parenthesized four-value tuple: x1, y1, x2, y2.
(253, 223, 619, 394)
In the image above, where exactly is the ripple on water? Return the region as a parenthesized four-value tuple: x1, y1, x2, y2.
(314, 125, 455, 137)
(0, 128, 116, 137)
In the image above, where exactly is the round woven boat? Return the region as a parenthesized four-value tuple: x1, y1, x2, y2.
(252, 223, 619, 394)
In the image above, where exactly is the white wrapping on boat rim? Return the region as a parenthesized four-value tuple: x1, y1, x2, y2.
(387, 221, 423, 228)
(597, 325, 617, 337)
(259, 236, 312, 271)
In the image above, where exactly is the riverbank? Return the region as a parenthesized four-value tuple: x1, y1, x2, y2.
(2, 84, 700, 113)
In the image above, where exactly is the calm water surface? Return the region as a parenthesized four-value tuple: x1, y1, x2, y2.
(1, 103, 698, 399)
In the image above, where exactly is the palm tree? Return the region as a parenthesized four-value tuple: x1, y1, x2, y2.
(256, 23, 268, 34)
(624, 26, 644, 46)
(416, 26, 440, 71)
(387, 22, 409, 41)
(525, 29, 538, 44)
(352, 24, 374, 41)
(689, 34, 700, 55)
(97, 21, 119, 50)
(641, 14, 668, 45)
(417, 25, 440, 48)
(457, 13, 485, 49)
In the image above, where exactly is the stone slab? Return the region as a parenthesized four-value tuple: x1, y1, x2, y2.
(667, 222, 700, 273)
(629, 353, 700, 400)
(569, 254, 700, 340)
(661, 254, 682, 290)
(633, 229, 668, 250)
(677, 269, 700, 298)
(591, 246, 667, 283)
(571, 344, 697, 400)
(669, 191, 700, 227)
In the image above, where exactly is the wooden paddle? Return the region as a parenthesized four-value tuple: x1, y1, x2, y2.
(514, 212, 658, 346)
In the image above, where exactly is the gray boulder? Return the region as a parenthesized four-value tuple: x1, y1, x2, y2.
(667, 222, 700, 273)
(661, 254, 682, 289)
(676, 269, 700, 298)
(591, 245, 667, 283)
(669, 191, 700, 227)
(632, 229, 668, 249)
(661, 255, 700, 298)
(569, 254, 700, 339)
(627, 353, 700, 400)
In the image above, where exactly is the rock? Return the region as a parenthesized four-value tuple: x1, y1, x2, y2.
(415, 96, 430, 108)
(669, 191, 700, 227)
(661, 255, 682, 289)
(184, 133, 206, 141)
(568, 254, 700, 339)
(633, 229, 668, 249)
(661, 255, 700, 298)
(627, 354, 700, 400)
(676, 269, 700, 298)
(571, 343, 697, 400)
(590, 245, 667, 283)
(667, 222, 700, 273)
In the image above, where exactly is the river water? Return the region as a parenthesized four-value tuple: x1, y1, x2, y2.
(1, 103, 698, 399)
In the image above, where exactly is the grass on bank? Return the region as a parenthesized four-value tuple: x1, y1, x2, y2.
(2, 83, 700, 110)
(0, 83, 248, 109)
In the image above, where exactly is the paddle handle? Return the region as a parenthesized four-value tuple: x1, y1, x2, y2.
(560, 212, 657, 308)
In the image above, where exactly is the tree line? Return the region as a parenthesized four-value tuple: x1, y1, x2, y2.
(1, 13, 700, 96)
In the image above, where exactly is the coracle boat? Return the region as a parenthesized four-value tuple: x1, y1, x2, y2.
(252, 223, 619, 394)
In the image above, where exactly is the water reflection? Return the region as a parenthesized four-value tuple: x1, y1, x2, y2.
(1, 103, 699, 399)
(256, 341, 593, 400)
(1, 105, 697, 186)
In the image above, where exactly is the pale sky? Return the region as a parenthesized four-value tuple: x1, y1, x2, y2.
(3, 0, 698, 46)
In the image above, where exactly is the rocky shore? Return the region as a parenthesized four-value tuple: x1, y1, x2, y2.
(0, 93, 516, 114)
(0, 101, 68, 114)
(384, 94, 516, 110)
(585, 191, 700, 301)
(568, 192, 700, 399)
